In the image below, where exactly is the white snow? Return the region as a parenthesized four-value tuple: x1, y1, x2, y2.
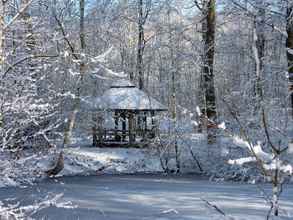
(90, 80, 167, 111)
(231, 136, 251, 149)
(103, 68, 127, 78)
(90, 46, 113, 63)
(218, 122, 226, 130)
(196, 106, 202, 116)
(0, 133, 291, 190)
(252, 141, 273, 162)
(0, 193, 76, 220)
(60, 147, 164, 176)
(96, 87, 167, 110)
(281, 164, 293, 175)
(228, 157, 256, 165)
(0, 147, 165, 188)
(289, 142, 293, 154)
(110, 79, 135, 88)
(1, 175, 293, 220)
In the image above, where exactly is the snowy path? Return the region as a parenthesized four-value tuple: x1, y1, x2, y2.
(0, 175, 292, 220)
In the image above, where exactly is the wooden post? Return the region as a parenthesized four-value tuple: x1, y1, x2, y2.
(92, 112, 98, 147)
(97, 112, 104, 145)
(114, 111, 120, 141)
(92, 125, 98, 147)
(151, 110, 155, 138)
(137, 113, 142, 135)
(122, 112, 126, 141)
(151, 111, 155, 125)
(143, 111, 147, 140)
(128, 113, 135, 144)
(144, 112, 147, 130)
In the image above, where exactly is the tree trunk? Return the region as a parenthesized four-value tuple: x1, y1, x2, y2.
(0, 1, 4, 129)
(201, 0, 217, 144)
(63, 0, 86, 147)
(136, 0, 148, 90)
(287, 1, 293, 117)
(128, 113, 135, 144)
(22, 0, 39, 96)
(137, 0, 144, 90)
(22, 0, 35, 55)
(0, 0, 4, 75)
(167, 8, 180, 172)
(272, 169, 280, 217)
(254, 0, 265, 112)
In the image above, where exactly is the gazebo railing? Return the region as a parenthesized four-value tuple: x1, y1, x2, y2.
(95, 128, 156, 144)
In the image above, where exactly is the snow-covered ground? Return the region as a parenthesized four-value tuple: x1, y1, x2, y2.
(0, 146, 168, 188)
(61, 147, 164, 175)
(0, 133, 292, 220)
(0, 175, 292, 220)
(0, 133, 201, 188)
(0, 133, 278, 188)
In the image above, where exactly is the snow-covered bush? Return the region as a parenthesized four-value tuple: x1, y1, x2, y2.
(221, 104, 293, 218)
(0, 193, 76, 220)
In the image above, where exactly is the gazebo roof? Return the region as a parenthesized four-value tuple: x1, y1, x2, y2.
(110, 79, 135, 88)
(92, 80, 167, 111)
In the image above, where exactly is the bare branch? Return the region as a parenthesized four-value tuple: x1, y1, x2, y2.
(4, 0, 33, 31)
(221, 98, 269, 177)
(54, 14, 78, 60)
(201, 198, 226, 216)
(261, 108, 280, 155)
(2, 54, 59, 79)
(194, 0, 202, 11)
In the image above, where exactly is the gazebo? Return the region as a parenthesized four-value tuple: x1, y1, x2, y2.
(92, 80, 167, 147)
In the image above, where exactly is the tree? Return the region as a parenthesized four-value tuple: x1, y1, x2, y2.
(0, 1, 4, 75)
(253, 0, 266, 112)
(0, 0, 60, 151)
(286, 0, 293, 117)
(167, 5, 180, 173)
(136, 0, 151, 90)
(63, 0, 86, 147)
(195, 0, 217, 144)
(223, 105, 292, 218)
(22, 0, 36, 71)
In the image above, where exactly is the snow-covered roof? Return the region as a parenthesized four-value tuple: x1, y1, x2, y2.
(89, 80, 167, 111)
(110, 79, 135, 88)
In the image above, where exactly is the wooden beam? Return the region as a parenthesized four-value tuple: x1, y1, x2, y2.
(114, 111, 120, 141)
(122, 112, 126, 141)
(128, 113, 135, 144)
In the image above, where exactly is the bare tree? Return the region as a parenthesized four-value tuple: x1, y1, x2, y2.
(136, 0, 151, 90)
(167, 5, 180, 172)
(253, 0, 266, 112)
(0, 1, 4, 76)
(63, 0, 86, 147)
(195, 0, 217, 144)
(286, 0, 293, 117)
(222, 100, 292, 219)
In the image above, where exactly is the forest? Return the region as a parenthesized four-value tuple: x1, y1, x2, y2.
(0, 0, 292, 220)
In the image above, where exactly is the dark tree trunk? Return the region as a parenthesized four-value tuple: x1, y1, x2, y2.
(79, 0, 86, 52)
(137, 0, 145, 90)
(254, 0, 265, 112)
(287, 1, 293, 117)
(128, 113, 135, 144)
(0, 1, 5, 75)
(201, 0, 217, 144)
